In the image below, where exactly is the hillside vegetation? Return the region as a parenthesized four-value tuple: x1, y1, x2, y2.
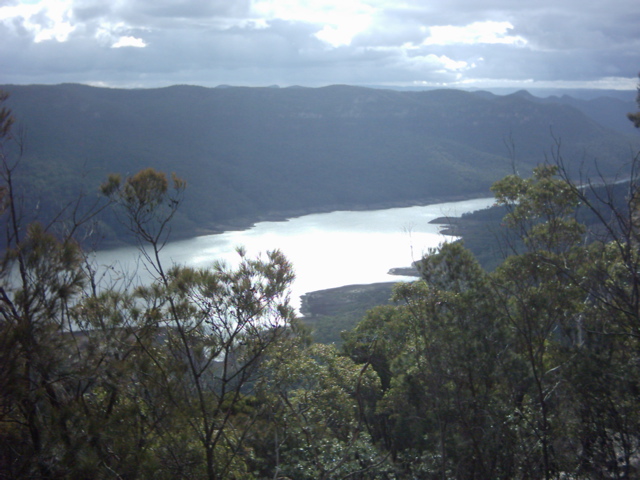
(3, 87, 640, 478)
(3, 83, 638, 244)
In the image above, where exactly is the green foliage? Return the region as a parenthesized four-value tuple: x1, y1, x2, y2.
(370, 245, 517, 478)
(340, 159, 640, 479)
(4, 85, 640, 479)
(255, 341, 390, 480)
(492, 164, 585, 253)
(0, 93, 306, 479)
(301, 282, 397, 344)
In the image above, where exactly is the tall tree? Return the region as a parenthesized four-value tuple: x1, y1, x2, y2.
(254, 341, 388, 480)
(344, 243, 518, 479)
(0, 93, 301, 479)
(0, 91, 145, 478)
(104, 168, 298, 479)
(628, 73, 640, 128)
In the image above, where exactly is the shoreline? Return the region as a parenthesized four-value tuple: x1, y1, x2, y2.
(96, 195, 490, 324)
(297, 207, 493, 320)
(299, 281, 398, 318)
(98, 192, 490, 250)
(178, 191, 490, 238)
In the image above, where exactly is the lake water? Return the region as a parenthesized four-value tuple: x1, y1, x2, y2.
(94, 197, 495, 311)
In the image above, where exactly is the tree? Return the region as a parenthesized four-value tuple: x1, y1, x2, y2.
(628, 73, 640, 128)
(254, 341, 389, 480)
(344, 243, 518, 479)
(343, 152, 640, 478)
(0, 92, 93, 477)
(489, 158, 640, 479)
(0, 93, 301, 479)
(104, 168, 298, 479)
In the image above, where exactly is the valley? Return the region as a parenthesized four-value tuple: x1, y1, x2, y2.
(2, 83, 638, 247)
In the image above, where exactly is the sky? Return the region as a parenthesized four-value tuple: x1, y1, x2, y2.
(1, 0, 639, 90)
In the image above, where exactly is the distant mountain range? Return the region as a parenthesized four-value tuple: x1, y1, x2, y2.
(2, 83, 638, 245)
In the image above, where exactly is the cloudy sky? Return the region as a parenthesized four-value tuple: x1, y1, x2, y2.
(1, 0, 639, 90)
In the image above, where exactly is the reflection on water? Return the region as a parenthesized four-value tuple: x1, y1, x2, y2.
(93, 197, 495, 310)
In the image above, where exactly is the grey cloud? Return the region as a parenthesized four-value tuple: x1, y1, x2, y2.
(513, 12, 621, 50)
(142, 19, 322, 70)
(1, 0, 639, 88)
(71, 1, 112, 22)
(113, 0, 252, 28)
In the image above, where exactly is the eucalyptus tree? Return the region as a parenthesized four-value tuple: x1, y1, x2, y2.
(253, 340, 389, 480)
(343, 242, 517, 479)
(344, 160, 640, 479)
(104, 168, 298, 480)
(489, 165, 588, 479)
(489, 160, 640, 479)
(0, 91, 155, 478)
(0, 90, 299, 479)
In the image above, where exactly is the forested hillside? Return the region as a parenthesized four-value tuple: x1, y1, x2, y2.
(3, 88, 640, 478)
(2, 83, 638, 245)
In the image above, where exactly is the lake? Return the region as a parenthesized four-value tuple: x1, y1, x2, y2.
(93, 197, 495, 311)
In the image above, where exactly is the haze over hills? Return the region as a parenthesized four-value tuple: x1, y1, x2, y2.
(2, 83, 638, 245)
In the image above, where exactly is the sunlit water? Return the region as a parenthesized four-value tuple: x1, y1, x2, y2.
(93, 197, 495, 312)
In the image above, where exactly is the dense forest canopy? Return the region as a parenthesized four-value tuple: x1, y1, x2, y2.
(1, 87, 640, 479)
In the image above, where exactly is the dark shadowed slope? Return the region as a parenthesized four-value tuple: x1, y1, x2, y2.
(3, 84, 638, 244)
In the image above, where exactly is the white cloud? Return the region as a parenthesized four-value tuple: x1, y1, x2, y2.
(111, 35, 146, 48)
(0, 0, 76, 42)
(449, 76, 638, 90)
(424, 21, 527, 47)
(314, 14, 371, 47)
(407, 53, 470, 73)
(368, 44, 471, 78)
(236, 18, 270, 30)
(254, 0, 376, 47)
(434, 54, 469, 72)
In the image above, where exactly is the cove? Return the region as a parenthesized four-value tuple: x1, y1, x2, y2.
(93, 197, 495, 311)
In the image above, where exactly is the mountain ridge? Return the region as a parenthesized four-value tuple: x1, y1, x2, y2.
(2, 83, 638, 245)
